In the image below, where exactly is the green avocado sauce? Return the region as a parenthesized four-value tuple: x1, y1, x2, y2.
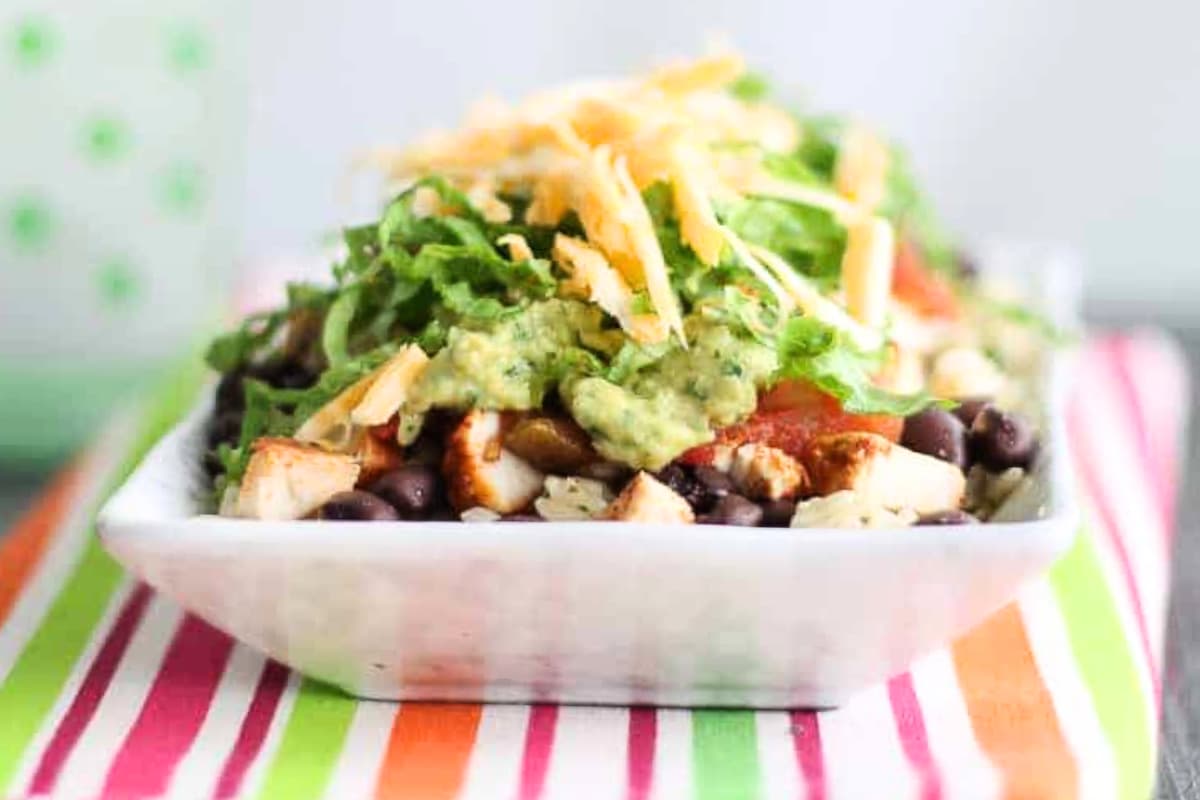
(407, 299, 777, 470)
(409, 299, 602, 411)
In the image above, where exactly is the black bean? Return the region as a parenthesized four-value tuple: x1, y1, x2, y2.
(693, 465, 735, 496)
(699, 494, 764, 527)
(969, 407, 1038, 471)
(319, 491, 399, 521)
(249, 359, 315, 390)
(202, 450, 224, 478)
(956, 250, 980, 282)
(369, 464, 444, 519)
(760, 498, 797, 528)
(214, 369, 247, 414)
(902, 407, 967, 469)
(206, 409, 244, 449)
(917, 509, 979, 526)
(952, 398, 992, 428)
(654, 464, 708, 510)
(500, 513, 544, 522)
(273, 361, 317, 390)
(655, 463, 693, 496)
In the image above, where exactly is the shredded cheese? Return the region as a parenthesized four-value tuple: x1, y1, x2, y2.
(465, 179, 512, 223)
(364, 51, 904, 358)
(834, 126, 890, 211)
(643, 51, 746, 95)
(746, 242, 883, 351)
(669, 139, 727, 265)
(841, 216, 896, 330)
(747, 175, 861, 221)
(294, 371, 378, 451)
(612, 155, 686, 343)
(718, 226, 795, 314)
(553, 233, 656, 342)
(350, 345, 431, 427)
(497, 233, 535, 262)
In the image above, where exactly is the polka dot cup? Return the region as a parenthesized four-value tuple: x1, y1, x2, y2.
(0, 5, 248, 464)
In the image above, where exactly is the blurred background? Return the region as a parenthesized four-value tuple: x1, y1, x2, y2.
(1, 0, 1197, 468)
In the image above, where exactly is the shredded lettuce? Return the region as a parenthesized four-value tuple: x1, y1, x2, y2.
(776, 317, 936, 416)
(728, 72, 771, 102)
(720, 197, 846, 287)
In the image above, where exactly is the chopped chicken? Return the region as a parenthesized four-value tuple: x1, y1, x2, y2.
(235, 438, 360, 520)
(730, 443, 807, 500)
(601, 472, 695, 524)
(443, 411, 545, 513)
(790, 490, 917, 529)
(804, 432, 965, 514)
(354, 432, 404, 486)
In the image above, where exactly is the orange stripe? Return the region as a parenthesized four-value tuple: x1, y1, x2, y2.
(373, 703, 483, 799)
(0, 464, 83, 628)
(953, 604, 1078, 800)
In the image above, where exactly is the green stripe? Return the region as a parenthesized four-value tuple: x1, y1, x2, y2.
(1049, 523, 1156, 800)
(692, 710, 761, 800)
(0, 361, 204, 794)
(254, 678, 358, 800)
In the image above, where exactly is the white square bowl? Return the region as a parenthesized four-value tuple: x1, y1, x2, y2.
(96, 376, 1074, 709)
(97, 247, 1080, 708)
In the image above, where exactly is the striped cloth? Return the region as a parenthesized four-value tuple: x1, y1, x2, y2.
(0, 333, 1188, 800)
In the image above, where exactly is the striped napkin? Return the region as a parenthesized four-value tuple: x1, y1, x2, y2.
(0, 333, 1188, 800)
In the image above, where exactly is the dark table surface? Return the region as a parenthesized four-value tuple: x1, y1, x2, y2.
(1154, 329, 1199, 798)
(0, 331, 1196, 797)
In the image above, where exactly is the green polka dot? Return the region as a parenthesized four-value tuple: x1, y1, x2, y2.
(95, 259, 142, 309)
(12, 17, 55, 67)
(167, 24, 209, 73)
(161, 162, 205, 214)
(84, 116, 129, 162)
(8, 196, 54, 250)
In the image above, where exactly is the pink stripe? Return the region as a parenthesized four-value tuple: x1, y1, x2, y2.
(1068, 408, 1162, 703)
(887, 673, 942, 800)
(101, 614, 236, 797)
(626, 707, 656, 800)
(28, 584, 153, 795)
(789, 710, 825, 800)
(517, 705, 558, 800)
(213, 659, 290, 799)
(1103, 337, 1176, 539)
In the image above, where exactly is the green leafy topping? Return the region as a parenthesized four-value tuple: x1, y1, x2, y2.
(776, 317, 936, 416)
(721, 196, 847, 287)
(728, 72, 771, 102)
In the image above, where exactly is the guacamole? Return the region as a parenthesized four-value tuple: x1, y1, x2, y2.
(563, 320, 777, 468)
(406, 299, 777, 469)
(408, 299, 602, 412)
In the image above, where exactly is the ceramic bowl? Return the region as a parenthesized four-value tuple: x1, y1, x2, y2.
(97, 369, 1075, 709)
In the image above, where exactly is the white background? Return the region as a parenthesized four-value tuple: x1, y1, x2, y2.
(242, 0, 1199, 322)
